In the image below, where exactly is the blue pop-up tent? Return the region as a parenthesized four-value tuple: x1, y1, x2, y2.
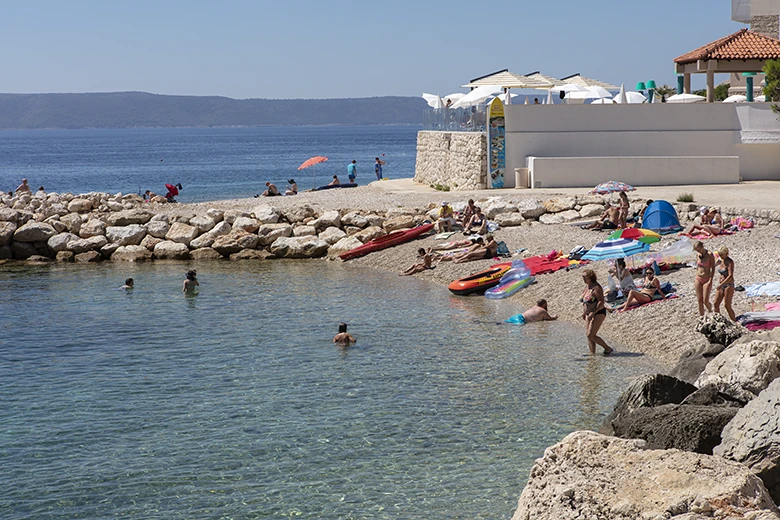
(642, 200, 682, 234)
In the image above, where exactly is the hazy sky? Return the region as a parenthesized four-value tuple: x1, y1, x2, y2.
(0, 1, 742, 99)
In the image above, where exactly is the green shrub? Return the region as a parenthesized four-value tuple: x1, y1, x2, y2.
(676, 192, 694, 202)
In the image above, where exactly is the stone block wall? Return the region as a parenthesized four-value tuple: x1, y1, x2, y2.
(414, 131, 487, 191)
(752, 14, 780, 38)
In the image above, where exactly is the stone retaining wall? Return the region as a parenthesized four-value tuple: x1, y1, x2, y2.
(414, 131, 487, 191)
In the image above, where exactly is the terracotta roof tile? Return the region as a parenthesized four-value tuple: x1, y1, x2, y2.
(675, 29, 780, 64)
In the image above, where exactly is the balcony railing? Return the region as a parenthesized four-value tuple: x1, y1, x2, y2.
(422, 107, 486, 132)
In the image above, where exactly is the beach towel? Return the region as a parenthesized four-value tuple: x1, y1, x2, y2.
(434, 232, 456, 240)
(681, 230, 736, 240)
(614, 293, 681, 312)
(745, 282, 780, 298)
(766, 303, 780, 311)
(746, 321, 780, 331)
(522, 254, 572, 276)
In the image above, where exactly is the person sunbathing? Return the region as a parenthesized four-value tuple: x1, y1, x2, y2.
(611, 267, 664, 312)
(684, 208, 724, 237)
(464, 207, 487, 235)
(453, 234, 497, 264)
(328, 175, 341, 186)
(400, 248, 436, 275)
(430, 237, 480, 251)
(459, 199, 477, 228)
(584, 203, 619, 230)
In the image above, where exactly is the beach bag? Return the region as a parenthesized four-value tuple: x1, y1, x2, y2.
(496, 241, 510, 257)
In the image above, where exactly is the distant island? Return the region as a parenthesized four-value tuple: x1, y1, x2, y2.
(0, 92, 429, 129)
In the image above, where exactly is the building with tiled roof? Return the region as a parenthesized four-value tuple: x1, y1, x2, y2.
(674, 29, 780, 101)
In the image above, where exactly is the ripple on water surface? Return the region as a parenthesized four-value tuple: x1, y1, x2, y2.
(0, 261, 658, 519)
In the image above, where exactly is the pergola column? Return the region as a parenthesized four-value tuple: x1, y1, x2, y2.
(683, 73, 691, 94)
(706, 65, 715, 103)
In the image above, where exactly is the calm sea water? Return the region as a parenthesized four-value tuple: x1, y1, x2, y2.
(0, 261, 658, 520)
(0, 126, 419, 202)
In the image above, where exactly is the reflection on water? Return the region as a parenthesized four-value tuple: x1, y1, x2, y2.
(0, 261, 657, 519)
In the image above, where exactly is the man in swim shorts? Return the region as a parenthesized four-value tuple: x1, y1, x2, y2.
(506, 299, 558, 324)
(347, 160, 357, 183)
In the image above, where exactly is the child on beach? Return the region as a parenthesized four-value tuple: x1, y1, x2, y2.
(183, 270, 199, 295)
(400, 248, 435, 276)
(333, 323, 355, 345)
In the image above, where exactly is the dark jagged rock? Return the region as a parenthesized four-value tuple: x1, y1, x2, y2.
(681, 383, 748, 407)
(600, 374, 697, 435)
(695, 313, 746, 347)
(669, 340, 726, 384)
(612, 404, 738, 454)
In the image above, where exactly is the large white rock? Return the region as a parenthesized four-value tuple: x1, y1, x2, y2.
(140, 235, 163, 251)
(13, 221, 57, 243)
(511, 431, 779, 520)
(0, 208, 19, 222)
(106, 209, 154, 226)
(251, 205, 279, 224)
(232, 216, 260, 233)
(516, 199, 546, 219)
(494, 213, 524, 227)
(189, 215, 216, 234)
(383, 216, 416, 232)
(354, 226, 386, 242)
(66, 235, 108, 254)
(47, 232, 78, 252)
(318, 226, 347, 245)
(190, 221, 232, 249)
(153, 240, 191, 260)
(0, 221, 17, 246)
(111, 245, 153, 262)
(695, 340, 780, 398)
(190, 247, 223, 260)
(539, 210, 580, 224)
(79, 219, 106, 238)
(60, 213, 82, 234)
(328, 236, 363, 257)
(341, 212, 368, 228)
(282, 204, 316, 223)
(543, 197, 576, 213)
(212, 231, 260, 256)
(257, 223, 293, 246)
(145, 220, 170, 239)
(67, 198, 93, 213)
(312, 210, 341, 230)
(483, 200, 517, 219)
(206, 208, 224, 223)
(385, 207, 418, 218)
(269, 236, 329, 258)
(579, 204, 605, 218)
(293, 225, 317, 237)
(165, 222, 199, 246)
(106, 224, 146, 246)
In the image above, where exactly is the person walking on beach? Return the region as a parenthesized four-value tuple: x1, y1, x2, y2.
(347, 160, 357, 184)
(581, 269, 613, 355)
(374, 157, 386, 181)
(183, 270, 199, 295)
(714, 246, 736, 321)
(693, 241, 714, 315)
(333, 322, 356, 345)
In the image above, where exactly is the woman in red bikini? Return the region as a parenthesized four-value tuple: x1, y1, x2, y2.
(581, 269, 613, 355)
(693, 241, 714, 316)
(714, 246, 736, 321)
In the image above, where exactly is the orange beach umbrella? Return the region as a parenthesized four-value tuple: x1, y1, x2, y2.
(298, 156, 328, 170)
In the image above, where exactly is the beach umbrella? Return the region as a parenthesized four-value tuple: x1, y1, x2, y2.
(588, 180, 635, 195)
(608, 228, 661, 244)
(667, 93, 705, 104)
(723, 95, 747, 103)
(450, 85, 503, 108)
(616, 83, 628, 104)
(298, 156, 329, 188)
(422, 93, 445, 109)
(582, 238, 650, 262)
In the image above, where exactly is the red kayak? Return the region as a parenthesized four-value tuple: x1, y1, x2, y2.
(448, 262, 512, 295)
(339, 223, 435, 261)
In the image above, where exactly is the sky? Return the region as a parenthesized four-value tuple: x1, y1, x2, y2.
(0, 1, 744, 99)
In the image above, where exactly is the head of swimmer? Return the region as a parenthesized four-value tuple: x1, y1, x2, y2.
(186, 270, 197, 281)
(338, 322, 348, 334)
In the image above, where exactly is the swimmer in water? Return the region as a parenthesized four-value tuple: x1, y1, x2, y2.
(505, 299, 557, 324)
(333, 322, 355, 345)
(121, 278, 134, 290)
(183, 270, 199, 294)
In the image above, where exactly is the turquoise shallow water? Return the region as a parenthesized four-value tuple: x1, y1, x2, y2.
(0, 261, 657, 519)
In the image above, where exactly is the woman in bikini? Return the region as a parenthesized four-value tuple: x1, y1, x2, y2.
(464, 207, 487, 235)
(685, 208, 724, 237)
(612, 267, 663, 312)
(618, 191, 630, 229)
(714, 246, 736, 321)
(581, 269, 613, 355)
(693, 240, 714, 315)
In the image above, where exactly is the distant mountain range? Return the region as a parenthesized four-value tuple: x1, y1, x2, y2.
(0, 92, 429, 129)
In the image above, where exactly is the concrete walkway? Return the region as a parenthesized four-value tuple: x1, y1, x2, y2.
(371, 178, 780, 211)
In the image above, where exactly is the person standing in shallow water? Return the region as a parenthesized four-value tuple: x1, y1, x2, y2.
(333, 322, 355, 345)
(581, 269, 613, 355)
(374, 157, 386, 181)
(183, 270, 199, 295)
(347, 160, 357, 184)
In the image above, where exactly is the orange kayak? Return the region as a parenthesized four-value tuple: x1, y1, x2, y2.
(448, 262, 512, 295)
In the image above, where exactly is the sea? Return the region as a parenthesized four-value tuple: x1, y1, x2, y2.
(0, 126, 659, 519)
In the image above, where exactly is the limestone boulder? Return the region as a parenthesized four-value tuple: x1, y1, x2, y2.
(0, 208, 19, 222)
(106, 209, 154, 226)
(223, 209, 250, 225)
(212, 231, 260, 256)
(188, 215, 216, 234)
(354, 226, 386, 243)
(732, 327, 780, 347)
(539, 212, 567, 225)
(47, 232, 78, 252)
(282, 204, 316, 223)
(229, 249, 273, 261)
(341, 212, 368, 228)
(257, 223, 293, 246)
(516, 199, 546, 220)
(26, 255, 53, 263)
(100, 243, 120, 258)
(385, 207, 418, 218)
(79, 219, 106, 238)
(111, 245, 153, 262)
(206, 208, 224, 223)
(55, 251, 74, 262)
(251, 205, 279, 224)
(106, 201, 124, 212)
(579, 204, 605, 218)
(600, 374, 697, 436)
(45, 219, 68, 233)
(669, 340, 727, 384)
(145, 220, 170, 239)
(696, 313, 747, 346)
(364, 214, 385, 228)
(11, 241, 37, 259)
(293, 225, 317, 237)
(715, 377, 780, 502)
(13, 221, 57, 243)
(140, 235, 163, 251)
(189, 247, 223, 260)
(165, 223, 199, 246)
(494, 213, 524, 227)
(190, 221, 232, 249)
(150, 213, 169, 223)
(67, 198, 93, 213)
(312, 210, 341, 230)
(74, 251, 102, 263)
(328, 236, 363, 257)
(542, 197, 576, 213)
(383, 216, 416, 232)
(695, 340, 780, 398)
(209, 221, 231, 236)
(66, 235, 108, 254)
(318, 226, 347, 245)
(106, 224, 146, 246)
(0, 221, 17, 246)
(232, 216, 260, 233)
(483, 200, 517, 219)
(153, 240, 191, 260)
(511, 431, 779, 520)
(60, 213, 82, 234)
(269, 236, 329, 258)
(173, 214, 194, 224)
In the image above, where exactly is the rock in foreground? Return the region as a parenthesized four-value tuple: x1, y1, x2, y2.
(511, 431, 779, 520)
